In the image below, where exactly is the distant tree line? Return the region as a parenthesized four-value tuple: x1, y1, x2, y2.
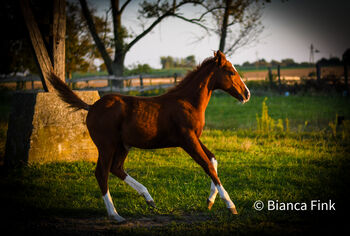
(238, 56, 345, 68)
(238, 58, 314, 68)
(160, 55, 196, 69)
(124, 64, 152, 75)
(316, 57, 343, 66)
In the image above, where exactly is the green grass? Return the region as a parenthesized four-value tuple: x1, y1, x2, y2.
(0, 92, 349, 234)
(1, 130, 349, 234)
(206, 93, 350, 131)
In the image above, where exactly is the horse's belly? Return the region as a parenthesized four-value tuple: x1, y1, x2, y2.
(122, 121, 175, 149)
(123, 131, 176, 149)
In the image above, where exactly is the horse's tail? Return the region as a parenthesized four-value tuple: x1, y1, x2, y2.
(48, 72, 90, 111)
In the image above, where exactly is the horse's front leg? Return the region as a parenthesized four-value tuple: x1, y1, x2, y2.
(182, 132, 238, 214)
(199, 141, 218, 210)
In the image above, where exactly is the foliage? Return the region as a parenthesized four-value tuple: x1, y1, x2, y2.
(317, 57, 342, 66)
(256, 97, 286, 134)
(80, 0, 213, 79)
(0, 0, 38, 74)
(160, 55, 196, 69)
(0, 0, 111, 77)
(65, 2, 112, 78)
(204, 0, 269, 55)
(124, 63, 152, 75)
(329, 114, 350, 141)
(240, 58, 314, 69)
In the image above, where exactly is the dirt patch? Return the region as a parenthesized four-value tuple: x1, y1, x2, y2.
(5, 213, 214, 235)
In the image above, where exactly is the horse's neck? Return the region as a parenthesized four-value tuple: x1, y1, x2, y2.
(181, 71, 214, 113)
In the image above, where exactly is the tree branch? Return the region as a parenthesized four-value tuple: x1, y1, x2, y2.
(125, 12, 170, 52)
(79, 0, 113, 74)
(172, 14, 208, 31)
(127, 0, 212, 52)
(119, 0, 132, 14)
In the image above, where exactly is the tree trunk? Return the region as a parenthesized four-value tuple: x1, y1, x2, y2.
(53, 0, 66, 82)
(20, 0, 66, 90)
(111, 54, 125, 88)
(111, 0, 125, 88)
(219, 0, 232, 53)
(20, 0, 53, 91)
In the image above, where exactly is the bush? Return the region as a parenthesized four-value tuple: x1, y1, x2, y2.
(256, 97, 289, 135)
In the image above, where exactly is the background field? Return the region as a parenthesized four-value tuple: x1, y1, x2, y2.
(0, 91, 349, 235)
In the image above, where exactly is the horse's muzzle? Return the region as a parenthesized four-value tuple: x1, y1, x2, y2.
(241, 88, 250, 104)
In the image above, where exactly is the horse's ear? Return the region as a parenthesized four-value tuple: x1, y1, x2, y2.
(215, 50, 226, 67)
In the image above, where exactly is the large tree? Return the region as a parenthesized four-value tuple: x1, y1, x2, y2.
(79, 0, 209, 87)
(18, 0, 66, 91)
(203, 0, 269, 56)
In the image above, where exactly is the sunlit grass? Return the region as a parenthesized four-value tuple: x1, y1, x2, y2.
(1, 130, 348, 222)
(206, 93, 350, 131)
(0, 92, 349, 234)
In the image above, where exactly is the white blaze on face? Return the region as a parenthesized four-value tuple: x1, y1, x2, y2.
(232, 64, 237, 71)
(232, 64, 250, 103)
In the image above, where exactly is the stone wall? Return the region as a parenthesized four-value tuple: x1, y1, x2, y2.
(5, 91, 100, 165)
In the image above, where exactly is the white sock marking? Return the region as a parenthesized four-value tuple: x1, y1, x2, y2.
(216, 185, 235, 209)
(124, 175, 153, 202)
(102, 190, 125, 222)
(208, 158, 218, 202)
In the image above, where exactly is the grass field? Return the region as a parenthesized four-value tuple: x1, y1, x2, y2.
(0, 91, 350, 235)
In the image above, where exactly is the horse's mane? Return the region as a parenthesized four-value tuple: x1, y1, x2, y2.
(166, 56, 215, 94)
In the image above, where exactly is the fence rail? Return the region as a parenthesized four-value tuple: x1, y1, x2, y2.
(0, 73, 182, 92)
(1, 63, 348, 93)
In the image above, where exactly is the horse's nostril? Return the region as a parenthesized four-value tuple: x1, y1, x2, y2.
(245, 89, 251, 101)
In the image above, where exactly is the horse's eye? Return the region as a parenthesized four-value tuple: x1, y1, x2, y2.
(228, 71, 235, 76)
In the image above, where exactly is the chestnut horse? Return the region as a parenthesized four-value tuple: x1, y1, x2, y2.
(49, 51, 250, 222)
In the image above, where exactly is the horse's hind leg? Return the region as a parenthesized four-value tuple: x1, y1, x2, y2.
(110, 144, 156, 208)
(95, 147, 125, 222)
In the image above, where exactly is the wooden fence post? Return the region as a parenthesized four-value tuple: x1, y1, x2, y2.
(140, 75, 143, 89)
(174, 73, 177, 84)
(109, 76, 113, 91)
(268, 67, 273, 87)
(277, 65, 281, 94)
(316, 63, 321, 81)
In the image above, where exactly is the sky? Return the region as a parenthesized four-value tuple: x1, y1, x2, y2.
(90, 0, 350, 68)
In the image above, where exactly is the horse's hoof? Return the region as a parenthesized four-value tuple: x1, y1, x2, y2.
(228, 207, 238, 215)
(146, 200, 157, 209)
(109, 214, 126, 223)
(207, 199, 214, 210)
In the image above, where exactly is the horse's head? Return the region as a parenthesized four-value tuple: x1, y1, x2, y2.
(212, 50, 250, 103)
